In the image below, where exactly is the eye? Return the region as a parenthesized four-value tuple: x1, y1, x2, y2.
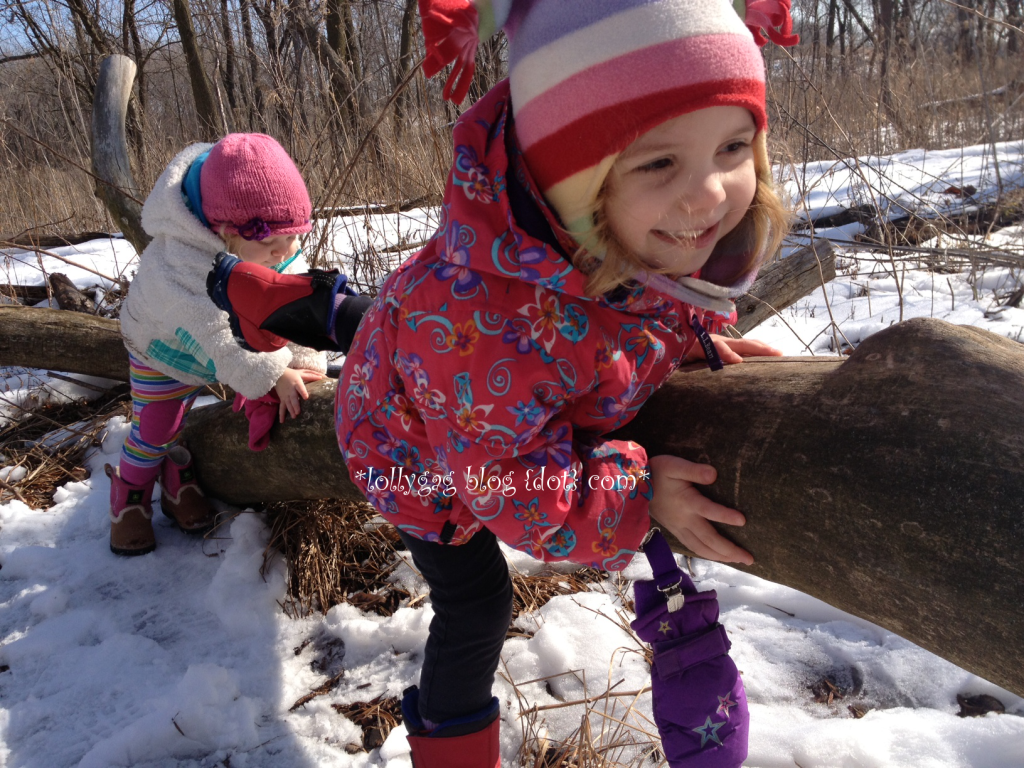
(637, 157, 672, 173)
(721, 140, 751, 154)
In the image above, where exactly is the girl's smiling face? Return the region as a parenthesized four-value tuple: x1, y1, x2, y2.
(602, 106, 758, 277)
(231, 234, 300, 268)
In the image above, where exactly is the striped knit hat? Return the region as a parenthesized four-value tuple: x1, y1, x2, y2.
(419, 0, 796, 237)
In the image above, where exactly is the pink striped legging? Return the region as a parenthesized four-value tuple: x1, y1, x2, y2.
(118, 355, 203, 486)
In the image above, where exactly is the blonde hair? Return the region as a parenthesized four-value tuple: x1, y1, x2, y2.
(574, 144, 791, 298)
(219, 229, 244, 254)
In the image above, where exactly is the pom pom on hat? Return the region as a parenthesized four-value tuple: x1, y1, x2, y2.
(200, 133, 312, 241)
(740, 0, 800, 47)
(418, 0, 511, 103)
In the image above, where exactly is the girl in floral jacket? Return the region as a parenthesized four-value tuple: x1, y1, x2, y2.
(209, 1, 797, 764)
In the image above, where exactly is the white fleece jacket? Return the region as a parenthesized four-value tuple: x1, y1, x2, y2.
(120, 143, 325, 399)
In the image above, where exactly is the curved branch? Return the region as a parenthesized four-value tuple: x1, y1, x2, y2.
(90, 54, 150, 255)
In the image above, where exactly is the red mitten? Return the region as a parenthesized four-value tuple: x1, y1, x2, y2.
(742, 0, 800, 47)
(232, 392, 281, 452)
(418, 0, 480, 102)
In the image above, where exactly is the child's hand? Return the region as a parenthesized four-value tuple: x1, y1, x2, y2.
(648, 454, 754, 565)
(273, 368, 325, 422)
(689, 334, 783, 365)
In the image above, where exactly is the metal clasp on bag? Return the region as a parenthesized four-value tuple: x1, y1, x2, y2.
(658, 579, 686, 613)
(639, 526, 659, 552)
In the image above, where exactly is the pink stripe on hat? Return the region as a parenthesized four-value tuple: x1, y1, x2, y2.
(514, 34, 766, 155)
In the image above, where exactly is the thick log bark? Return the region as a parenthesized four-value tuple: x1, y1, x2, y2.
(179, 318, 1024, 697)
(184, 377, 360, 502)
(617, 318, 1024, 698)
(91, 55, 150, 255)
(0, 307, 128, 380)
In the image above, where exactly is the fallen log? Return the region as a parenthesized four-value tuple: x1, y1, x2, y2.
(0, 241, 831, 381)
(734, 239, 835, 334)
(49, 273, 97, 314)
(0, 306, 128, 381)
(179, 318, 1024, 698)
(615, 317, 1024, 700)
(0, 285, 50, 304)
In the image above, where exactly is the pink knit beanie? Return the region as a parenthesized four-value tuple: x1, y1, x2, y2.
(200, 133, 312, 241)
(418, 0, 797, 237)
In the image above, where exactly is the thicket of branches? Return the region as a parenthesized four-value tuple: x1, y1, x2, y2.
(0, 0, 1021, 243)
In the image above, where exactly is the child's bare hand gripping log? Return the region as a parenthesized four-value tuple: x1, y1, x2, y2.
(649, 454, 754, 565)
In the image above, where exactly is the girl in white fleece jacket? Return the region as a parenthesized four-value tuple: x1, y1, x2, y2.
(110, 133, 327, 556)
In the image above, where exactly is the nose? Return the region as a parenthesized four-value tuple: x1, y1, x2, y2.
(675, 165, 727, 218)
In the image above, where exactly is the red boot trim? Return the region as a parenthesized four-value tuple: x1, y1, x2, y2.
(406, 715, 500, 768)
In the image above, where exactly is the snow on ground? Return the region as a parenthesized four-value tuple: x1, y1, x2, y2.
(1, 142, 1023, 767)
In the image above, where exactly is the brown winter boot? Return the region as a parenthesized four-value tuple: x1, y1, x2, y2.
(159, 445, 217, 534)
(107, 464, 156, 556)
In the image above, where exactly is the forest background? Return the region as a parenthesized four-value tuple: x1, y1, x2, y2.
(1, 0, 1022, 268)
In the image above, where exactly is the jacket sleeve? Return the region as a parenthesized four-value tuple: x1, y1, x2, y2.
(281, 253, 329, 374)
(286, 342, 328, 374)
(393, 309, 651, 571)
(166, 250, 293, 399)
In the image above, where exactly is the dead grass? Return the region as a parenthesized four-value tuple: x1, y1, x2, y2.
(331, 695, 403, 752)
(0, 382, 130, 508)
(508, 567, 609, 639)
(508, 667, 661, 768)
(262, 498, 409, 617)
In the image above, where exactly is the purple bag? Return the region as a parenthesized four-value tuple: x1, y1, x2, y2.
(631, 530, 748, 768)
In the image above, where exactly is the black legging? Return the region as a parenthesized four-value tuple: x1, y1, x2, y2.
(397, 527, 514, 724)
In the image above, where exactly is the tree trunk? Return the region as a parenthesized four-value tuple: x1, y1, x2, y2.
(1009, 0, 1022, 55)
(220, 0, 239, 112)
(826, 0, 838, 73)
(169, 0, 223, 140)
(324, 0, 362, 136)
(238, 0, 265, 128)
(90, 54, 150, 255)
(181, 318, 1024, 698)
(393, 0, 418, 137)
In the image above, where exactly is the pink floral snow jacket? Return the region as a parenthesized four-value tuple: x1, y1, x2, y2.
(336, 81, 730, 571)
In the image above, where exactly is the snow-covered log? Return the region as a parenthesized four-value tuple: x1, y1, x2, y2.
(181, 318, 1024, 698)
